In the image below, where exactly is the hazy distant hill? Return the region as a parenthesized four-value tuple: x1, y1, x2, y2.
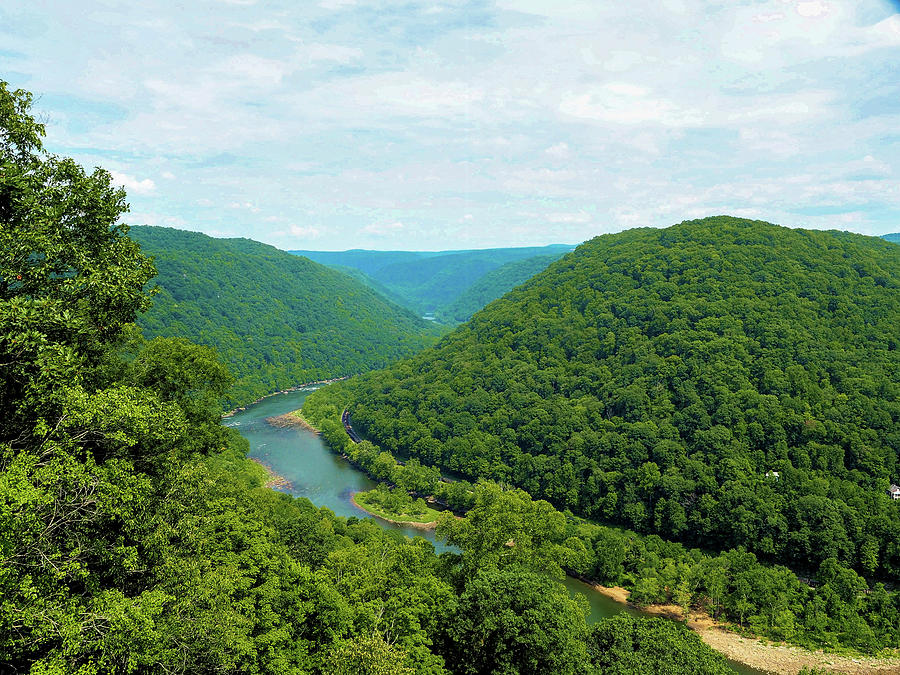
(131, 227, 440, 407)
(883, 232, 900, 242)
(327, 216, 900, 578)
(436, 254, 562, 323)
(291, 245, 573, 317)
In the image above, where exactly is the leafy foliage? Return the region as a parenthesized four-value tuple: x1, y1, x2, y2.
(435, 568, 590, 675)
(587, 614, 733, 675)
(131, 226, 441, 407)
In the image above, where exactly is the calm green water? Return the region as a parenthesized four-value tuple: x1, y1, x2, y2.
(224, 388, 449, 546)
(228, 388, 766, 675)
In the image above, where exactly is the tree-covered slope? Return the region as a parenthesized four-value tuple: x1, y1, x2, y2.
(335, 217, 900, 577)
(131, 226, 440, 407)
(437, 253, 562, 323)
(292, 245, 572, 316)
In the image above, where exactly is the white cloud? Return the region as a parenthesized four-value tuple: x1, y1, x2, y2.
(546, 211, 591, 224)
(544, 142, 570, 159)
(827, 155, 893, 179)
(8, 0, 899, 248)
(559, 83, 705, 127)
(863, 14, 900, 49)
(109, 171, 156, 195)
(220, 54, 289, 87)
(371, 76, 484, 114)
(127, 210, 187, 228)
(581, 49, 653, 73)
(229, 201, 261, 213)
(754, 12, 785, 23)
(290, 224, 322, 238)
(299, 42, 364, 64)
(739, 128, 801, 158)
(362, 221, 404, 236)
(796, 1, 830, 19)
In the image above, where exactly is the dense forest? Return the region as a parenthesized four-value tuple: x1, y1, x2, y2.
(436, 254, 561, 323)
(310, 217, 900, 584)
(0, 81, 740, 674)
(293, 245, 572, 318)
(132, 226, 442, 407)
(304, 389, 900, 653)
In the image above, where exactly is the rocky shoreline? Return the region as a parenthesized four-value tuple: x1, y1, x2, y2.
(266, 412, 320, 434)
(587, 584, 900, 675)
(249, 458, 292, 491)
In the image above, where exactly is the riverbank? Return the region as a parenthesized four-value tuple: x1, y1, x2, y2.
(350, 492, 439, 530)
(589, 584, 900, 675)
(249, 457, 292, 490)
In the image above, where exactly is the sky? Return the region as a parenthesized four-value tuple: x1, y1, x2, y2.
(2, 0, 900, 251)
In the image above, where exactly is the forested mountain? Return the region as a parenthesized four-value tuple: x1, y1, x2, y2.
(884, 233, 900, 243)
(1, 80, 738, 675)
(325, 217, 900, 580)
(292, 245, 572, 317)
(436, 254, 561, 323)
(131, 227, 441, 407)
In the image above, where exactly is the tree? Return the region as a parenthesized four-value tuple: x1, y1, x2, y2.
(0, 80, 165, 670)
(1, 81, 155, 437)
(436, 481, 567, 579)
(130, 336, 233, 454)
(435, 568, 589, 675)
(588, 614, 733, 675)
(323, 633, 415, 675)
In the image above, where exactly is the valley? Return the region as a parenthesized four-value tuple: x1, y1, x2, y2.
(291, 245, 574, 322)
(3, 77, 900, 674)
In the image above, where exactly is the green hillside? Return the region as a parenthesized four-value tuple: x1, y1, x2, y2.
(437, 254, 561, 323)
(321, 217, 900, 579)
(292, 245, 573, 316)
(131, 226, 441, 407)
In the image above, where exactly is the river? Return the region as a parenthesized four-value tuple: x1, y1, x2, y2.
(226, 387, 765, 675)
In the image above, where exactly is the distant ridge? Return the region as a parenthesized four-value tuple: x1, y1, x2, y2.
(290, 245, 574, 317)
(883, 232, 900, 242)
(131, 226, 441, 407)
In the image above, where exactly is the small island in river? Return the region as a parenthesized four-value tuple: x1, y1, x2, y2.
(266, 411, 320, 434)
(352, 485, 442, 530)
